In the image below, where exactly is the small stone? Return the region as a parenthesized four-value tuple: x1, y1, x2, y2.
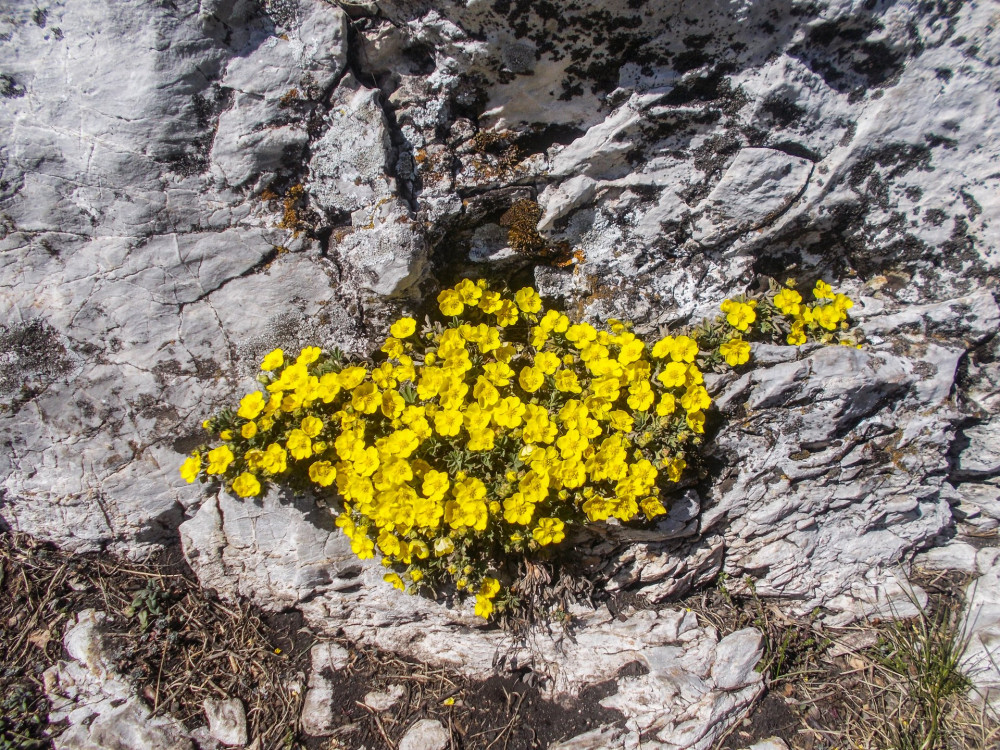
(363, 684, 405, 712)
(398, 719, 449, 750)
(203, 698, 247, 747)
(711, 628, 764, 690)
(914, 541, 979, 573)
(742, 739, 790, 750)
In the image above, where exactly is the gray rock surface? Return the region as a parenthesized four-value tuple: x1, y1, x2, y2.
(299, 642, 350, 737)
(3, 0, 1000, 740)
(203, 698, 247, 747)
(961, 547, 1000, 714)
(398, 718, 449, 750)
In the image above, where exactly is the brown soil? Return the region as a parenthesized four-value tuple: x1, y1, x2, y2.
(0, 531, 622, 749)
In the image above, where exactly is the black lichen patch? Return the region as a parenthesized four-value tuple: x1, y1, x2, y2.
(0, 74, 26, 99)
(760, 93, 806, 128)
(789, 17, 910, 94)
(0, 319, 73, 409)
(848, 142, 933, 210)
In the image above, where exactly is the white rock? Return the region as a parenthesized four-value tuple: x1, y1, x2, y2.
(742, 739, 790, 750)
(691, 148, 813, 246)
(335, 199, 428, 296)
(914, 541, 979, 574)
(711, 629, 764, 690)
(398, 719, 449, 750)
(956, 421, 1000, 479)
(309, 78, 395, 215)
(548, 726, 634, 750)
(203, 698, 248, 747)
(962, 550, 1000, 714)
(363, 684, 406, 712)
(300, 641, 351, 736)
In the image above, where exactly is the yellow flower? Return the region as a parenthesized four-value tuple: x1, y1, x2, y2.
(180, 455, 201, 483)
(381, 337, 404, 359)
(308, 460, 337, 486)
(438, 289, 464, 316)
(232, 472, 261, 497)
(670, 335, 698, 363)
(656, 393, 676, 417)
(260, 348, 284, 371)
(483, 362, 514, 386)
(390, 317, 417, 338)
(565, 323, 597, 347)
(287, 429, 313, 460)
(467, 427, 495, 451)
(680, 385, 711, 413)
(514, 287, 542, 313)
(539, 309, 569, 333)
(534, 351, 561, 374)
(297, 346, 322, 365)
(434, 537, 455, 556)
(479, 577, 501, 598)
(352, 533, 375, 559)
(503, 493, 535, 525)
(640, 497, 666, 520)
(495, 299, 519, 327)
(814, 280, 833, 300)
(608, 410, 634, 433)
(656, 361, 687, 389)
(718, 338, 751, 366)
(206, 445, 235, 475)
(352, 382, 381, 414)
(479, 290, 502, 313)
(260, 443, 288, 474)
(492, 396, 526, 429)
(381, 390, 405, 419)
(773, 288, 802, 315)
(814, 304, 842, 331)
(686, 410, 705, 434)
(338, 366, 367, 390)
(518, 366, 545, 393)
(455, 278, 482, 304)
(241, 422, 258, 439)
(532, 517, 565, 546)
(617, 339, 645, 366)
(353, 446, 380, 477)
(434, 409, 463, 437)
(238, 391, 266, 420)
(787, 323, 806, 346)
(553, 369, 582, 393)
(725, 302, 756, 332)
(474, 594, 494, 619)
(384, 572, 405, 591)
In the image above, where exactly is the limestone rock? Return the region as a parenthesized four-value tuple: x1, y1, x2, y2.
(308, 78, 395, 216)
(299, 643, 350, 736)
(691, 148, 813, 247)
(203, 698, 247, 747)
(914, 540, 979, 574)
(741, 740, 790, 750)
(711, 629, 764, 690)
(5, 0, 1000, 740)
(364, 684, 406, 712)
(398, 719, 449, 750)
(334, 199, 428, 297)
(961, 548, 1000, 714)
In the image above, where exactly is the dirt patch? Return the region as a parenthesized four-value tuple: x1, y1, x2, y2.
(0, 531, 623, 749)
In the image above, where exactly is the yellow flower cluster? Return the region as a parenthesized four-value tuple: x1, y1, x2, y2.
(182, 280, 719, 619)
(715, 279, 857, 352)
(180, 277, 857, 620)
